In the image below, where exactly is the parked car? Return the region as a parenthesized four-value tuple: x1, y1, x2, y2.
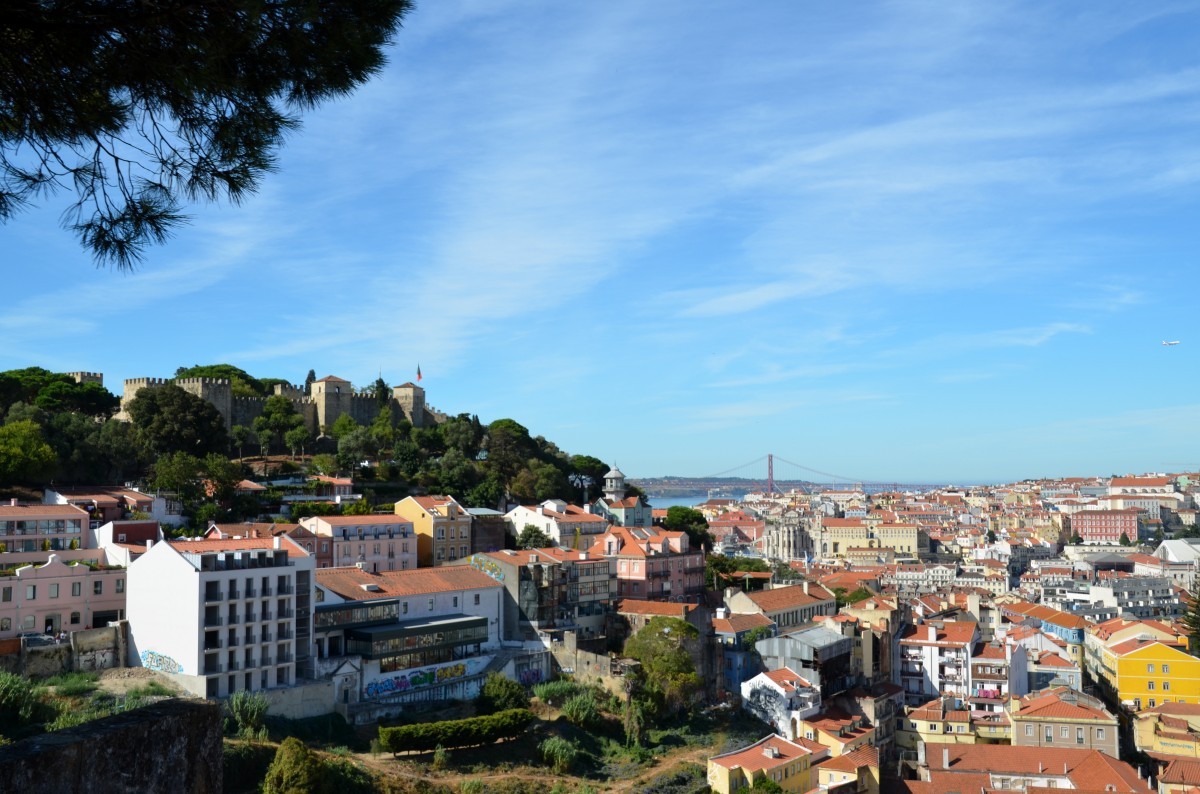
(17, 632, 55, 647)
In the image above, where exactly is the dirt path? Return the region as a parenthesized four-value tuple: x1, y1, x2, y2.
(95, 667, 181, 696)
(356, 730, 719, 793)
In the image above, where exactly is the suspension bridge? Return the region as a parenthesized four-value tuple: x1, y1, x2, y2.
(630, 454, 934, 498)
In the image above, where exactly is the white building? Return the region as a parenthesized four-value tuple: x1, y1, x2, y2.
(126, 536, 315, 698)
(503, 500, 610, 547)
(898, 621, 979, 706)
(313, 565, 538, 721)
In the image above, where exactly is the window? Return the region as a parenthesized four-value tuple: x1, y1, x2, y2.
(25, 585, 36, 600)
(0, 618, 8, 631)
(436, 528, 445, 540)
(1096, 728, 1105, 740)
(22, 615, 35, 629)
(1150, 698, 1156, 708)
(1077, 727, 1084, 744)
(71, 582, 81, 597)
(427, 598, 434, 611)
(1, 586, 9, 602)
(1163, 664, 1170, 674)
(452, 596, 458, 608)
(1045, 727, 1053, 742)
(1148, 681, 1155, 690)
(1134, 699, 1141, 710)
(1061, 726, 1069, 738)
(1025, 725, 1034, 737)
(116, 579, 124, 593)
(49, 583, 59, 598)
(94, 580, 103, 595)
(402, 602, 408, 615)
(70, 612, 80, 625)
(474, 593, 480, 606)
(1165, 681, 1171, 691)
(1148, 664, 1156, 673)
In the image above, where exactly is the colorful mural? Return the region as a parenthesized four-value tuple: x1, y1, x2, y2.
(469, 554, 505, 582)
(140, 649, 183, 674)
(363, 656, 490, 700)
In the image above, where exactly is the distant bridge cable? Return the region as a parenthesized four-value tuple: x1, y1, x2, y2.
(771, 455, 868, 485)
(700, 455, 770, 480)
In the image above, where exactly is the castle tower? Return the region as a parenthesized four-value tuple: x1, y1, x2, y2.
(392, 382, 427, 427)
(311, 376, 352, 431)
(603, 464, 627, 502)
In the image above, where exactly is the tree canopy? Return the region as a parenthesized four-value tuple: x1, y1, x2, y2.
(662, 506, 713, 551)
(126, 384, 229, 456)
(1, 0, 414, 268)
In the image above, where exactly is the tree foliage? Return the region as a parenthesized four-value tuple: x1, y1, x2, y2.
(516, 524, 553, 549)
(0, 419, 57, 484)
(662, 506, 712, 551)
(476, 672, 529, 715)
(127, 384, 228, 455)
(1, 0, 415, 268)
(377, 709, 534, 753)
(623, 616, 702, 717)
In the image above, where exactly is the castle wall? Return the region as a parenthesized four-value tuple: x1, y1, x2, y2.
(120, 375, 445, 438)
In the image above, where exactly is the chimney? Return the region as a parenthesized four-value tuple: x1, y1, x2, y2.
(530, 554, 538, 564)
(274, 536, 282, 550)
(578, 551, 589, 561)
(145, 540, 153, 551)
(928, 624, 937, 642)
(716, 607, 729, 619)
(943, 747, 949, 769)
(802, 581, 810, 595)
(8, 498, 16, 507)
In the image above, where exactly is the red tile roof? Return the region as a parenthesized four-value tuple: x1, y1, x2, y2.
(316, 566, 500, 600)
(615, 599, 697, 618)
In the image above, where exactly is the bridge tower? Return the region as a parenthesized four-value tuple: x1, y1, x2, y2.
(767, 453, 775, 496)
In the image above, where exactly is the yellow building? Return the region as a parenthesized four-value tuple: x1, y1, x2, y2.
(1110, 640, 1200, 710)
(1133, 702, 1200, 759)
(799, 710, 875, 757)
(814, 745, 880, 794)
(394, 495, 472, 567)
(707, 734, 826, 794)
(1160, 758, 1200, 794)
(1085, 617, 1187, 686)
(896, 697, 975, 751)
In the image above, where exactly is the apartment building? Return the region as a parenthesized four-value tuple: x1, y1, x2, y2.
(899, 621, 979, 705)
(590, 525, 705, 603)
(502, 499, 610, 548)
(126, 536, 314, 698)
(708, 734, 827, 794)
(465, 547, 614, 641)
(298, 514, 416, 572)
(0, 501, 90, 552)
(394, 495, 473, 566)
(313, 565, 511, 710)
(1009, 688, 1118, 757)
(0, 554, 126, 637)
(1072, 509, 1140, 544)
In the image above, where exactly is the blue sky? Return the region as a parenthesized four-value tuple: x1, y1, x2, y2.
(4, 1, 1200, 484)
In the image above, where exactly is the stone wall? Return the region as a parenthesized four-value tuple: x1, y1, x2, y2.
(260, 679, 334, 720)
(0, 700, 222, 794)
(0, 624, 126, 677)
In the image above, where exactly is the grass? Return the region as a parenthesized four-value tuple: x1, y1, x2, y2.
(43, 671, 99, 697)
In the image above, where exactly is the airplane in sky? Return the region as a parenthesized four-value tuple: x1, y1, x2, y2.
(1163, 340, 1181, 346)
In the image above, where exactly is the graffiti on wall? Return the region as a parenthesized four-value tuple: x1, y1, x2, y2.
(363, 656, 488, 700)
(140, 650, 183, 674)
(77, 648, 115, 672)
(469, 555, 505, 582)
(517, 667, 542, 685)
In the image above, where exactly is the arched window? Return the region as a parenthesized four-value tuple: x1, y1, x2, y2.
(70, 612, 81, 625)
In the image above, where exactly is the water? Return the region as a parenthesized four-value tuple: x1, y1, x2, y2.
(648, 494, 747, 510)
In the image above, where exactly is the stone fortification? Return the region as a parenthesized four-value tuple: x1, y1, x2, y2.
(117, 372, 443, 434)
(0, 700, 222, 794)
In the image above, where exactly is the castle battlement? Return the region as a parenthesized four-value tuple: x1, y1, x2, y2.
(124, 377, 171, 389)
(173, 377, 231, 387)
(68, 372, 103, 384)
(230, 395, 268, 405)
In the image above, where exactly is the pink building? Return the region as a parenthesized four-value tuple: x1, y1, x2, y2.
(0, 554, 127, 637)
(589, 525, 705, 603)
(299, 515, 416, 572)
(0, 501, 90, 553)
(1073, 509, 1140, 544)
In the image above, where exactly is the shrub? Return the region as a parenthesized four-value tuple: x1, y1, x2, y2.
(262, 737, 322, 794)
(461, 781, 485, 794)
(561, 692, 598, 728)
(432, 743, 450, 770)
(45, 671, 99, 697)
(224, 740, 276, 794)
(378, 708, 535, 754)
(476, 672, 530, 715)
(226, 690, 269, 738)
(539, 736, 578, 773)
(0, 671, 42, 731)
(532, 679, 579, 706)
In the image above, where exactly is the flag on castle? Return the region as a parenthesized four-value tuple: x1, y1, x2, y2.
(416, 364, 422, 382)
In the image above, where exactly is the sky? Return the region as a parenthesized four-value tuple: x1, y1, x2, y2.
(4, 1, 1200, 485)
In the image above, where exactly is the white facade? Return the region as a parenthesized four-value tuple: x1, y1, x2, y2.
(126, 536, 315, 698)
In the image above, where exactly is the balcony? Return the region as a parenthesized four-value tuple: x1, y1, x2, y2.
(261, 586, 273, 597)
(277, 629, 293, 641)
(647, 568, 670, 579)
(204, 590, 223, 603)
(244, 612, 257, 623)
(226, 636, 240, 647)
(261, 632, 273, 643)
(228, 589, 241, 600)
(204, 616, 224, 627)
(277, 653, 294, 664)
(227, 661, 241, 671)
(261, 611, 274, 621)
(244, 587, 257, 598)
(203, 664, 224, 675)
(260, 656, 273, 666)
(244, 634, 257, 645)
(277, 609, 294, 619)
(277, 584, 293, 595)
(203, 638, 222, 651)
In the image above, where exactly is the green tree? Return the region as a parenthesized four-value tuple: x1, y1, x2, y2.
(1119, 532, 1132, 546)
(1, 1, 415, 268)
(623, 616, 702, 717)
(262, 736, 323, 794)
(150, 451, 204, 512)
(304, 370, 317, 395)
(0, 420, 57, 485)
(329, 414, 359, 441)
(986, 529, 998, 544)
(254, 395, 304, 454)
(175, 364, 266, 397)
(285, 426, 311, 459)
(1182, 589, 1200, 656)
(516, 524, 553, 549)
(310, 454, 338, 476)
(1069, 532, 1084, 545)
(231, 425, 257, 459)
(127, 384, 228, 455)
(476, 672, 529, 715)
(663, 506, 713, 551)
